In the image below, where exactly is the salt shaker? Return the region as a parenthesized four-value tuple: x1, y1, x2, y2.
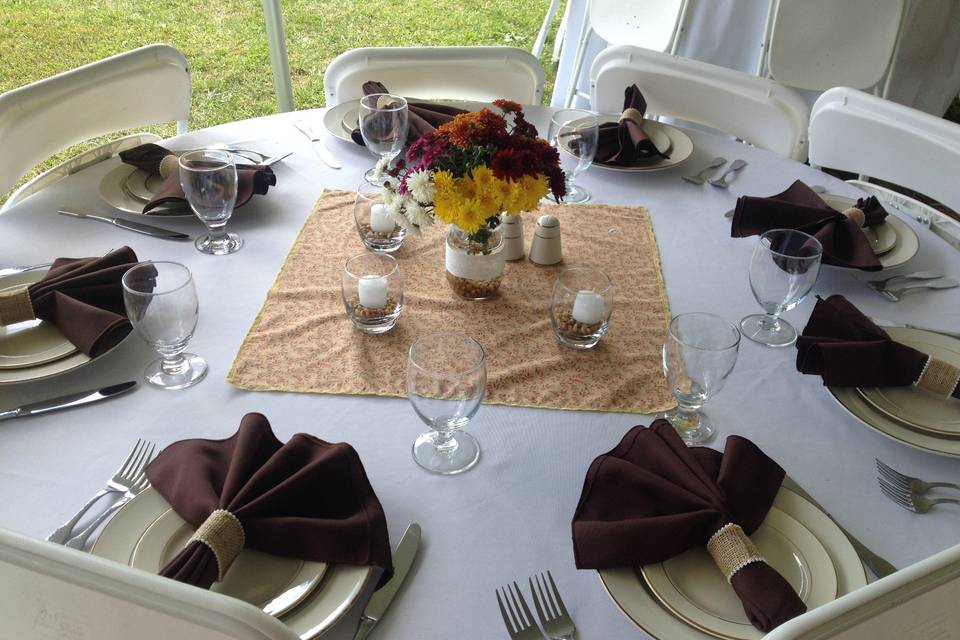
(529, 214, 562, 265)
(502, 214, 525, 261)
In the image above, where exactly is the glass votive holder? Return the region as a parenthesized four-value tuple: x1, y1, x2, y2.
(550, 267, 613, 349)
(354, 182, 405, 253)
(341, 252, 403, 334)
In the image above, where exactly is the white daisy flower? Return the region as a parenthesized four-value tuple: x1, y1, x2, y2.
(372, 156, 390, 180)
(405, 201, 432, 229)
(407, 169, 435, 204)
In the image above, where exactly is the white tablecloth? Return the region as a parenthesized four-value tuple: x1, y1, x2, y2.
(1, 107, 959, 639)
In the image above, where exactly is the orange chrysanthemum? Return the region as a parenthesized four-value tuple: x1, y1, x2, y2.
(436, 108, 509, 148)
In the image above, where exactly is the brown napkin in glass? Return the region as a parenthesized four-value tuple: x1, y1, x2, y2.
(145, 413, 394, 590)
(572, 420, 806, 632)
(595, 84, 670, 166)
(732, 181, 888, 271)
(797, 295, 960, 399)
(350, 80, 469, 147)
(0, 247, 137, 357)
(119, 143, 276, 214)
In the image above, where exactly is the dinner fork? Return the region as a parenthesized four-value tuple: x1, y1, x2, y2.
(496, 581, 542, 639)
(873, 279, 959, 302)
(46, 439, 155, 544)
(878, 479, 960, 513)
(876, 459, 960, 494)
(708, 159, 747, 188)
(681, 157, 726, 185)
(866, 271, 944, 291)
(529, 571, 576, 640)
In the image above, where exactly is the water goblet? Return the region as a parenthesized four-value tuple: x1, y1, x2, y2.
(341, 252, 403, 334)
(122, 261, 207, 390)
(549, 266, 613, 349)
(741, 229, 824, 347)
(178, 149, 242, 255)
(353, 182, 405, 252)
(661, 312, 741, 445)
(407, 333, 486, 475)
(547, 109, 599, 204)
(360, 93, 409, 184)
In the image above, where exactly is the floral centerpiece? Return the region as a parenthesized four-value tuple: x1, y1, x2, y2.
(373, 100, 566, 299)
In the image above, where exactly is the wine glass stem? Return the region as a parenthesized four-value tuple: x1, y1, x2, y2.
(672, 404, 701, 430)
(758, 313, 781, 332)
(205, 221, 228, 240)
(160, 352, 189, 375)
(433, 429, 458, 454)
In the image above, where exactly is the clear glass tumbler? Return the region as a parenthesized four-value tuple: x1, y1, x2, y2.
(550, 267, 613, 349)
(407, 333, 486, 475)
(341, 252, 403, 334)
(122, 261, 207, 390)
(178, 149, 242, 255)
(741, 229, 824, 347)
(360, 94, 409, 184)
(353, 182, 405, 252)
(548, 109, 599, 204)
(661, 312, 741, 445)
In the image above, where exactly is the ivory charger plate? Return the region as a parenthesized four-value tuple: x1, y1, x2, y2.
(322, 98, 489, 144)
(584, 117, 693, 173)
(819, 195, 918, 269)
(92, 487, 374, 639)
(0, 270, 77, 370)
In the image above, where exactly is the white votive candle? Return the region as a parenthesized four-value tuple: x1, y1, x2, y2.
(369, 203, 395, 233)
(358, 275, 389, 309)
(571, 290, 605, 324)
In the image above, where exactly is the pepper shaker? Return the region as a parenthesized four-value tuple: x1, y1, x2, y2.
(502, 214, 525, 261)
(529, 214, 562, 265)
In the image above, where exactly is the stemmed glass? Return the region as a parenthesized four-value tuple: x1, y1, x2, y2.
(661, 313, 741, 445)
(122, 261, 207, 390)
(741, 229, 824, 347)
(179, 150, 242, 255)
(407, 333, 486, 475)
(547, 109, 599, 204)
(360, 93, 409, 184)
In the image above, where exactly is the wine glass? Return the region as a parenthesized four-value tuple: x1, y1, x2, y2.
(360, 94, 409, 184)
(178, 149, 242, 255)
(661, 313, 741, 445)
(741, 229, 823, 347)
(122, 261, 207, 390)
(407, 333, 486, 475)
(547, 109, 599, 204)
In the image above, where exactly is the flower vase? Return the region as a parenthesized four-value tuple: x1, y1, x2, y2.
(445, 222, 505, 300)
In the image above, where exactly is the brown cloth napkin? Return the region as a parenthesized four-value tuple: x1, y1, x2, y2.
(731, 181, 888, 271)
(145, 413, 393, 590)
(797, 295, 960, 399)
(350, 80, 469, 147)
(572, 420, 806, 632)
(119, 143, 276, 214)
(595, 84, 670, 166)
(0, 247, 137, 357)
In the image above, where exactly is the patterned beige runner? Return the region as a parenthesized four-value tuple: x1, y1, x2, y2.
(228, 190, 674, 413)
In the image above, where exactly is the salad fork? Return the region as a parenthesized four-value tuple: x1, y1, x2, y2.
(496, 582, 542, 639)
(681, 157, 726, 185)
(866, 271, 944, 291)
(66, 468, 152, 549)
(529, 571, 576, 640)
(876, 459, 960, 494)
(874, 279, 959, 301)
(708, 159, 747, 188)
(879, 479, 960, 513)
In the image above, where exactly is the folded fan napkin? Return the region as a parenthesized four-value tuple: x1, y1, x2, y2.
(572, 420, 806, 631)
(595, 84, 670, 166)
(350, 80, 469, 147)
(732, 181, 888, 271)
(0, 246, 138, 357)
(145, 413, 393, 590)
(797, 295, 960, 399)
(119, 143, 276, 214)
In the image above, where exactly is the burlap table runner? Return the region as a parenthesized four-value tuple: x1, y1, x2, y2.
(228, 190, 674, 413)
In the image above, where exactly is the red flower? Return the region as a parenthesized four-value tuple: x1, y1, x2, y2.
(491, 148, 527, 180)
(493, 99, 523, 114)
(548, 166, 567, 201)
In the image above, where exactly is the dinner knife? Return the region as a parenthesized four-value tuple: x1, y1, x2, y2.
(293, 121, 342, 170)
(0, 381, 137, 421)
(782, 476, 897, 578)
(353, 522, 422, 640)
(57, 209, 191, 241)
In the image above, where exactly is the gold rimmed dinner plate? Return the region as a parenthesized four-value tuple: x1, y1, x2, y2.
(641, 507, 838, 640)
(863, 222, 897, 255)
(99, 162, 192, 217)
(92, 487, 374, 637)
(598, 488, 867, 640)
(819, 195, 917, 269)
(0, 270, 77, 370)
(587, 118, 693, 173)
(131, 507, 328, 618)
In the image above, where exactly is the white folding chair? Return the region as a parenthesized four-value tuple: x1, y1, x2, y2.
(0, 44, 191, 213)
(0, 528, 297, 640)
(590, 45, 810, 161)
(564, 0, 689, 108)
(809, 87, 960, 249)
(756, 0, 906, 93)
(323, 47, 544, 106)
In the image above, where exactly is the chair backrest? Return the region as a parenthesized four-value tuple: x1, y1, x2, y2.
(765, 0, 905, 91)
(323, 46, 544, 106)
(590, 46, 809, 160)
(0, 528, 297, 640)
(0, 44, 190, 197)
(809, 87, 960, 212)
(587, 0, 685, 52)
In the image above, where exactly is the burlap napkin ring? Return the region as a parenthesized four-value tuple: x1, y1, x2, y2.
(707, 523, 766, 584)
(914, 355, 960, 398)
(158, 154, 180, 179)
(189, 509, 246, 581)
(0, 285, 36, 326)
(619, 107, 645, 127)
(841, 207, 866, 227)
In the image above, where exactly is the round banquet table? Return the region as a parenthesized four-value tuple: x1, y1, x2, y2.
(1, 106, 959, 640)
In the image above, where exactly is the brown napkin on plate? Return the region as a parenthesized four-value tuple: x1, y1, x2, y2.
(797, 295, 960, 399)
(732, 181, 888, 271)
(119, 143, 276, 214)
(0, 247, 137, 357)
(145, 412, 394, 590)
(572, 420, 806, 632)
(350, 80, 469, 147)
(595, 84, 670, 166)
